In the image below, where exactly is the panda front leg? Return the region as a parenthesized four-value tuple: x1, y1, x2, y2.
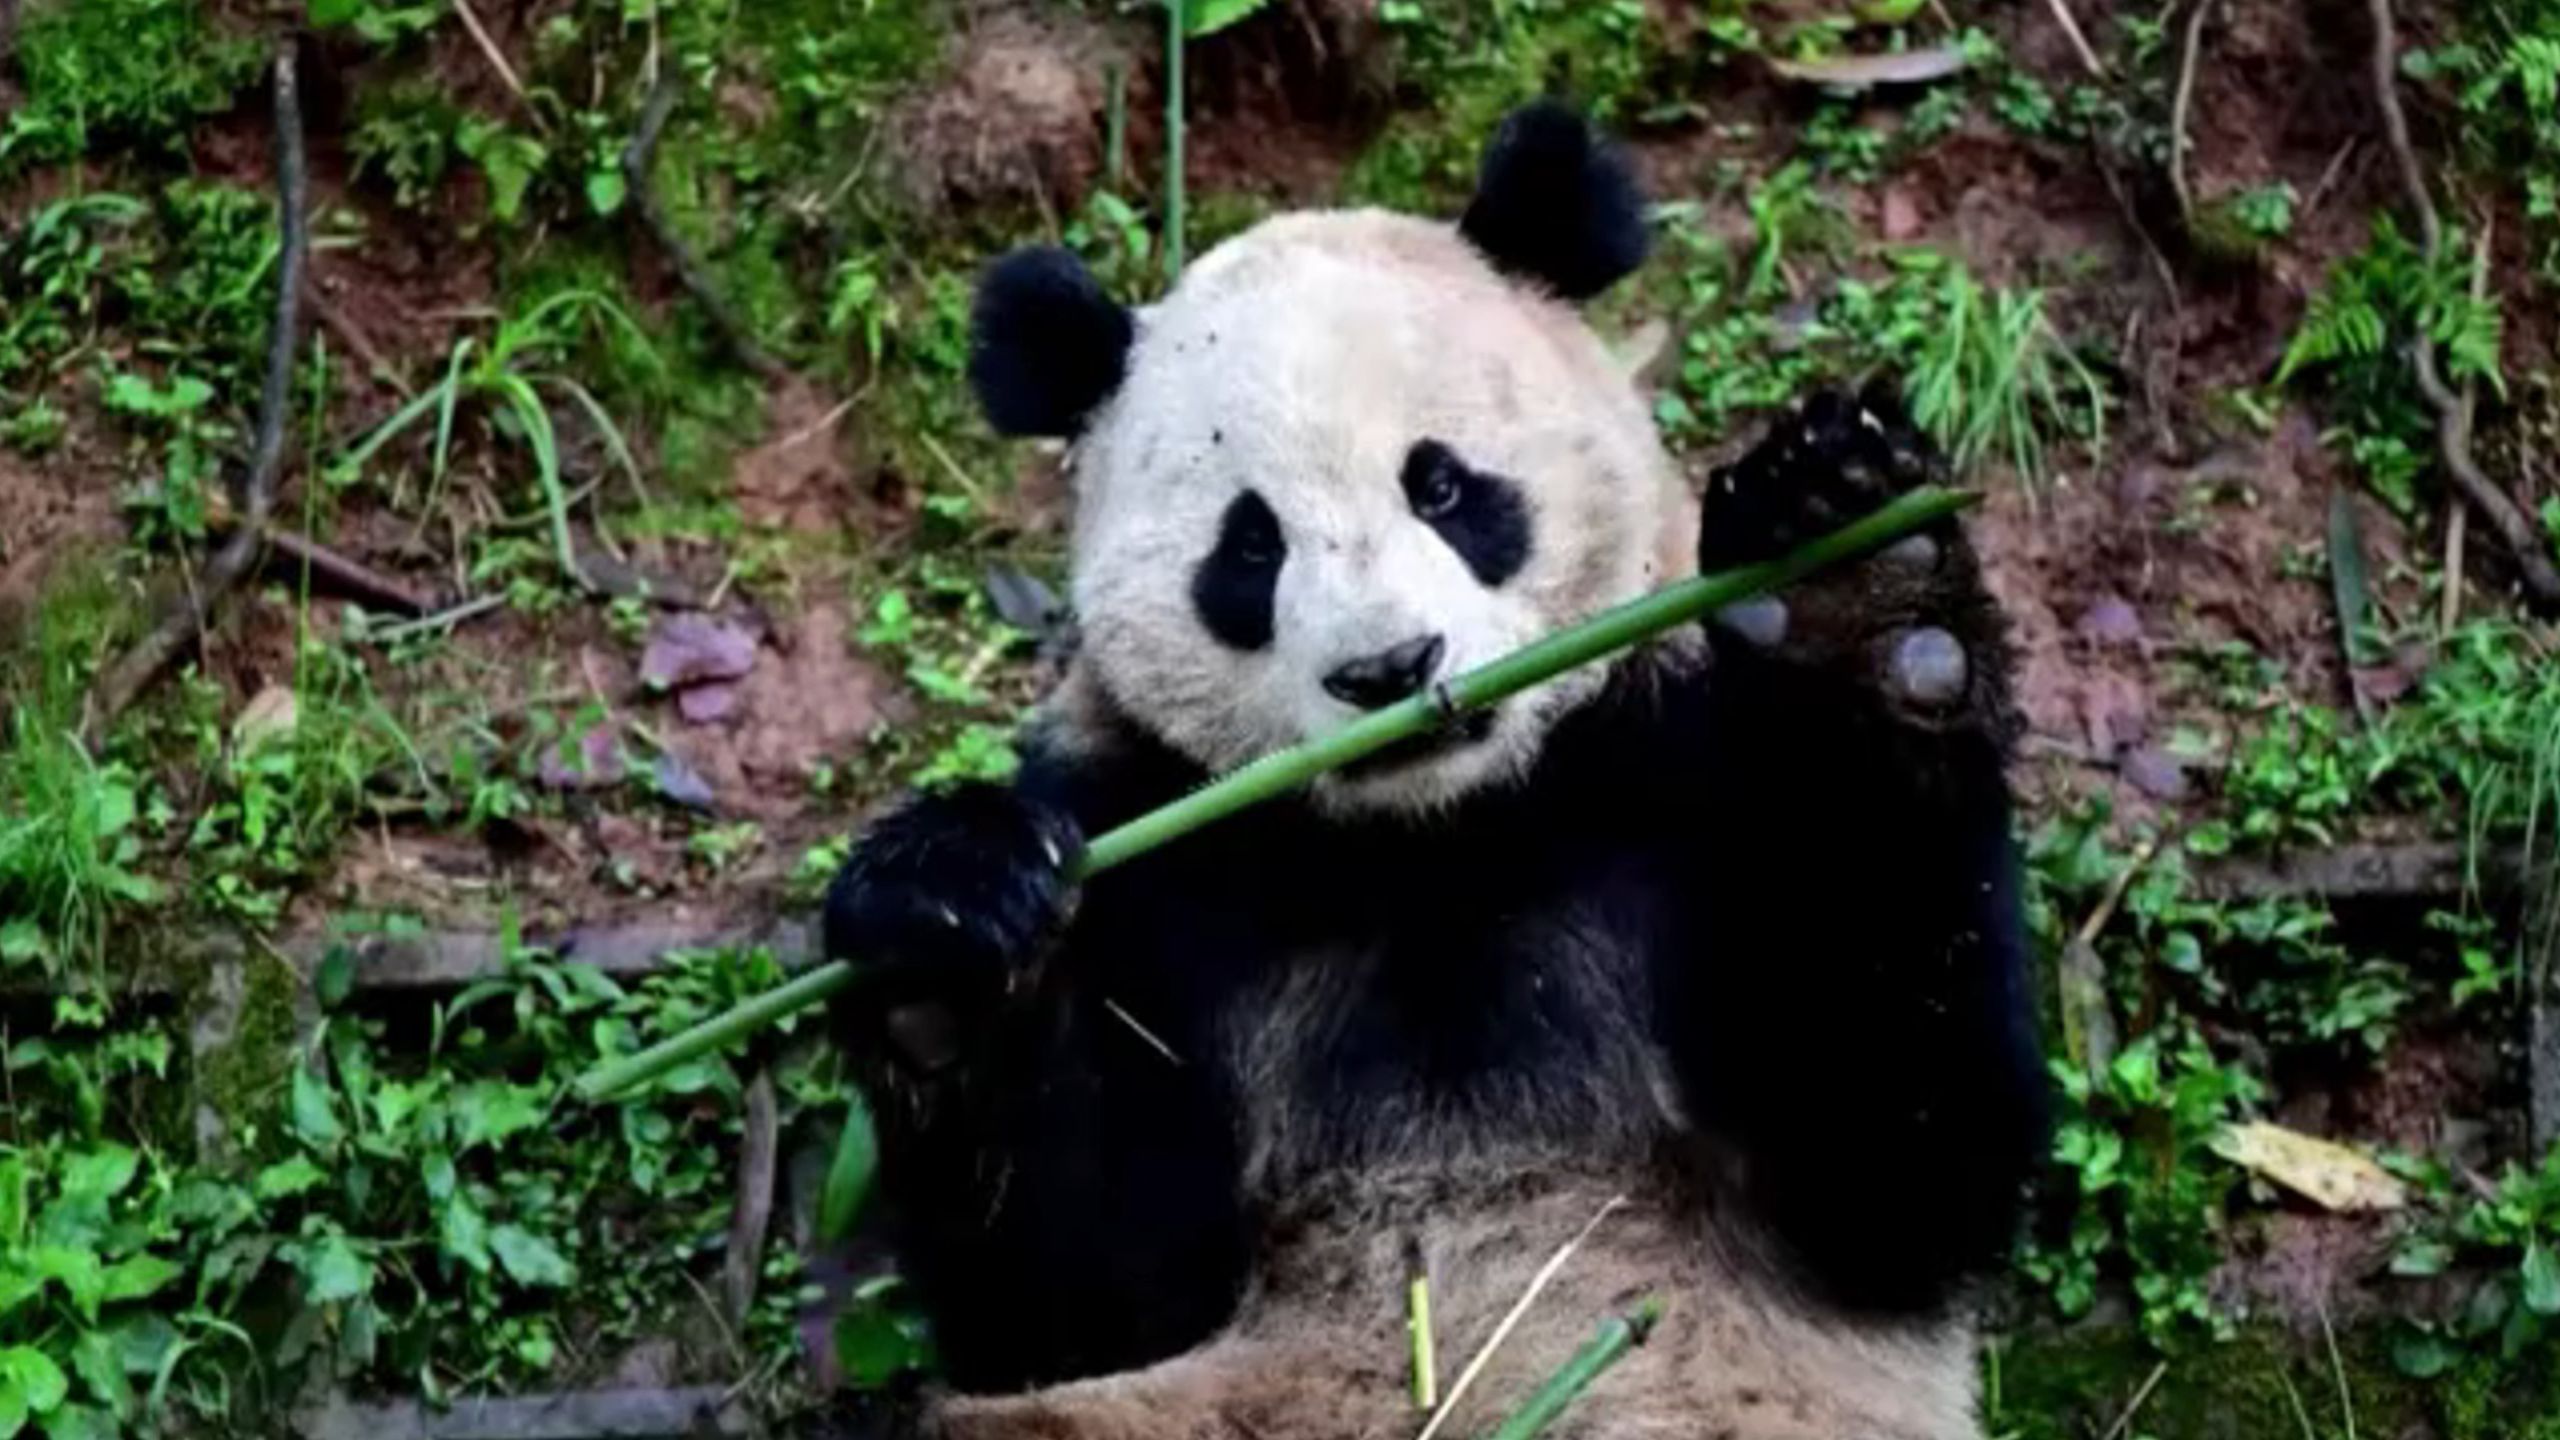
(822, 775, 1249, 1393)
(1672, 381, 2050, 1315)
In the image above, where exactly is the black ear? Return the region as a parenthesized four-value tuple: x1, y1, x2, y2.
(969, 247, 1135, 438)
(1457, 101, 1649, 302)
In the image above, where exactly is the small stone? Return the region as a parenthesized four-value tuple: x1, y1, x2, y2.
(653, 753, 718, 810)
(1879, 534, 1940, 570)
(641, 613, 758, 691)
(2077, 595, 2144, 647)
(678, 681, 742, 724)
(1889, 627, 1968, 705)
(2121, 745, 2189, 801)
(1881, 185, 1924, 241)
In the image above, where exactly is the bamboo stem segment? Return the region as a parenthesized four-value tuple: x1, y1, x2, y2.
(571, 485, 1974, 1101)
(1480, 1301, 1662, 1440)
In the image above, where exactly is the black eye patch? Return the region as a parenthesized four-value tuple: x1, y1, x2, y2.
(1402, 440, 1531, 586)
(1191, 490, 1285, 651)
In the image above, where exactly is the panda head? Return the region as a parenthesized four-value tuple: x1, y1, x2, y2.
(972, 102, 1685, 817)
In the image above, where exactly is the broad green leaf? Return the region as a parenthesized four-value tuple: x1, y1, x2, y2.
(2390, 1326, 2457, 1379)
(833, 1288, 928, 1390)
(452, 1082, 545, 1153)
(95, 1257, 178, 1307)
(585, 169, 627, 217)
(488, 1225, 571, 1288)
(313, 946, 357, 1011)
(27, 1248, 103, 1321)
(2525, 1242, 2560, 1316)
(2391, 1238, 2453, 1277)
(369, 1078, 436, 1138)
(0, 1156, 25, 1240)
(38, 1403, 110, 1440)
(54, 1151, 135, 1211)
(0, 922, 44, 968)
(440, 1198, 491, 1275)
(66, 1332, 128, 1421)
(291, 1066, 343, 1150)
(308, 0, 366, 25)
(254, 1159, 326, 1201)
(819, 1093, 879, 1243)
(0, 1348, 66, 1414)
(295, 1236, 371, 1305)
(1184, 0, 1269, 35)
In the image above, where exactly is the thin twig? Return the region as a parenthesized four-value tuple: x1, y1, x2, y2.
(623, 71, 789, 381)
(2442, 220, 2491, 637)
(2365, 0, 2560, 610)
(2045, 0, 2109, 79)
(2170, 0, 2212, 228)
(2442, 503, 2468, 635)
(89, 41, 307, 738)
(1414, 1194, 1627, 1440)
(262, 524, 434, 615)
(364, 592, 505, 646)
(2302, 137, 2363, 221)
(721, 1067, 779, 1327)
(302, 275, 410, 397)
(452, 0, 549, 134)
(2098, 1361, 2170, 1440)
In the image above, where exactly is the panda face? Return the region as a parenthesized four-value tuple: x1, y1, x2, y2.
(1064, 213, 1684, 815)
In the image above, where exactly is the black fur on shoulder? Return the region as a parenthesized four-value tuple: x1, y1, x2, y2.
(968, 247, 1135, 438)
(1457, 100, 1650, 301)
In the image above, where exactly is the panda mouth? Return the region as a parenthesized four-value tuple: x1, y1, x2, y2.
(1339, 707, 1499, 779)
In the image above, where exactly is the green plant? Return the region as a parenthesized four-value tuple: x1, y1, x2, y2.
(2408, 6, 2560, 283)
(184, 637, 417, 925)
(2028, 1021, 2261, 1345)
(335, 290, 657, 589)
(101, 371, 228, 549)
(349, 83, 466, 211)
(1873, 252, 2108, 487)
(0, 569, 155, 975)
(2390, 1149, 2560, 1375)
(0, 0, 259, 169)
(0, 194, 146, 381)
(0, 924, 851, 1432)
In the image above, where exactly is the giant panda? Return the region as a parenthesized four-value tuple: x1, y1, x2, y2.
(824, 101, 2049, 1440)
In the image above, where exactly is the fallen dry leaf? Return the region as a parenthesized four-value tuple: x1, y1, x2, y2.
(2211, 1121, 2408, 1213)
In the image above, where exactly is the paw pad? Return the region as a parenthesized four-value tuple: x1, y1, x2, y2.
(1887, 627, 1969, 707)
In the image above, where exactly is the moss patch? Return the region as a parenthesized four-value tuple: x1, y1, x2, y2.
(1990, 1325, 2560, 1440)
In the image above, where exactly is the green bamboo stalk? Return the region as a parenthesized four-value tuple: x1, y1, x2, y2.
(1479, 1300, 1662, 1440)
(1164, 0, 1186, 282)
(570, 484, 1973, 1101)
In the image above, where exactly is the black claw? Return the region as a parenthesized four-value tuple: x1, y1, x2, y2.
(822, 784, 1083, 1017)
(1698, 377, 1948, 574)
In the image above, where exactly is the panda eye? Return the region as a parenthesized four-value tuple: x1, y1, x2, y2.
(1226, 495, 1285, 567)
(1403, 442, 1467, 521)
(1402, 438, 1532, 588)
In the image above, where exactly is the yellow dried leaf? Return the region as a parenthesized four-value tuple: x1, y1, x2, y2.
(2210, 1121, 2407, 1213)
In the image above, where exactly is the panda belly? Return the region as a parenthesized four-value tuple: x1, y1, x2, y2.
(932, 1160, 1980, 1440)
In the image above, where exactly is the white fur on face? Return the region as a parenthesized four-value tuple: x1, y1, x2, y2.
(1063, 212, 1686, 816)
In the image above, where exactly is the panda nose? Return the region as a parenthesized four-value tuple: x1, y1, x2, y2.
(1323, 633, 1446, 710)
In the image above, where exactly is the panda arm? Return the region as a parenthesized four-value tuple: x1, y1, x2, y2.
(1653, 389, 2049, 1314)
(825, 739, 1253, 1392)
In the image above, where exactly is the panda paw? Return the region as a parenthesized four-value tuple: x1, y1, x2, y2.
(1699, 379, 2001, 724)
(822, 784, 1083, 1062)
